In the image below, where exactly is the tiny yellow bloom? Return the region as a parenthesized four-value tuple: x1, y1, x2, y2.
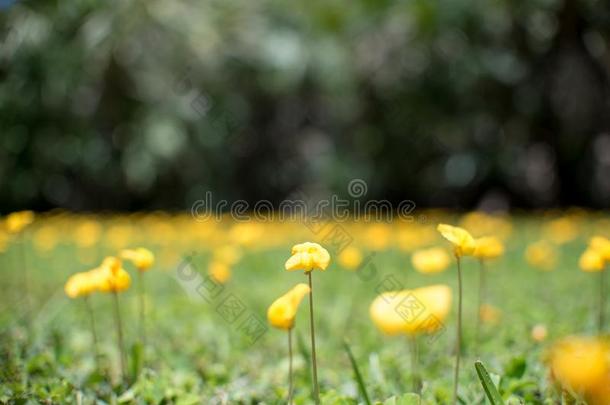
(437, 224, 476, 257)
(95, 257, 131, 293)
(411, 247, 450, 274)
(285, 242, 330, 272)
(121, 247, 155, 271)
(64, 271, 98, 298)
(473, 236, 505, 260)
(549, 336, 610, 404)
(369, 284, 451, 336)
(267, 283, 311, 330)
(208, 260, 232, 284)
(579, 248, 605, 272)
(338, 245, 363, 270)
(5, 211, 35, 234)
(525, 241, 557, 271)
(531, 324, 547, 342)
(590, 236, 610, 261)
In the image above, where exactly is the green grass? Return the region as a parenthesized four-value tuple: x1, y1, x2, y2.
(0, 215, 603, 404)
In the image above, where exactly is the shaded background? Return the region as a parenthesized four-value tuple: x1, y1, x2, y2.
(1, 0, 609, 213)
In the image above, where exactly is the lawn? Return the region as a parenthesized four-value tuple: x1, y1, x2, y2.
(0, 210, 607, 404)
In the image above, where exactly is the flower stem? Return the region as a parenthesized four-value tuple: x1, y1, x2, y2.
(112, 291, 127, 381)
(138, 270, 147, 348)
(475, 259, 486, 348)
(599, 267, 606, 333)
(307, 271, 320, 404)
(409, 335, 420, 395)
(84, 295, 100, 369)
(452, 256, 463, 405)
(288, 328, 294, 405)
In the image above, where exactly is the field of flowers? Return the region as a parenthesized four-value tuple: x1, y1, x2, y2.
(1, 210, 610, 404)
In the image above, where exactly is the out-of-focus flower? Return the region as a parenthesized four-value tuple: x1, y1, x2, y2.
(229, 223, 264, 247)
(396, 224, 436, 252)
(525, 241, 557, 271)
(531, 324, 547, 342)
(106, 224, 133, 250)
(549, 336, 610, 405)
(121, 248, 155, 271)
(479, 304, 502, 325)
(74, 220, 102, 248)
(473, 236, 505, 260)
(0, 230, 8, 253)
(460, 212, 513, 240)
(579, 248, 605, 272)
(543, 217, 580, 245)
(285, 242, 330, 272)
(337, 245, 363, 270)
(33, 225, 60, 253)
(208, 260, 231, 283)
(590, 236, 610, 261)
(437, 224, 476, 257)
(369, 285, 451, 335)
(411, 247, 450, 274)
(96, 257, 131, 293)
(364, 224, 392, 251)
(64, 271, 98, 298)
(267, 283, 311, 330)
(5, 211, 34, 234)
(213, 245, 242, 266)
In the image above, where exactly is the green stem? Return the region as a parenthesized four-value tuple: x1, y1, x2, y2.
(599, 267, 606, 334)
(19, 232, 31, 324)
(410, 335, 420, 395)
(288, 328, 294, 405)
(84, 295, 100, 369)
(307, 271, 320, 404)
(452, 256, 463, 405)
(138, 270, 147, 348)
(476, 259, 486, 348)
(112, 291, 127, 380)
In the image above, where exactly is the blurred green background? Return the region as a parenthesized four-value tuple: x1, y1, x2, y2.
(1, 0, 609, 212)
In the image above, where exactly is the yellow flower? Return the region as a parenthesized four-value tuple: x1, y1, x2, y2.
(473, 236, 505, 260)
(33, 225, 59, 253)
(338, 246, 363, 270)
(364, 224, 392, 251)
(74, 220, 102, 248)
(95, 257, 131, 293)
(213, 245, 242, 266)
(479, 304, 502, 325)
(285, 242, 330, 272)
(208, 260, 232, 284)
(437, 224, 476, 257)
(369, 284, 451, 336)
(411, 247, 450, 274)
(543, 217, 579, 245)
(579, 248, 605, 272)
(5, 211, 34, 234)
(267, 283, 311, 330)
(549, 336, 610, 404)
(121, 247, 155, 271)
(590, 236, 610, 261)
(525, 241, 557, 271)
(64, 271, 98, 298)
(531, 324, 547, 342)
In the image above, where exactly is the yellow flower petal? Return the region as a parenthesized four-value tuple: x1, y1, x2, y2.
(437, 224, 476, 257)
(285, 242, 330, 272)
(411, 247, 450, 274)
(267, 283, 311, 330)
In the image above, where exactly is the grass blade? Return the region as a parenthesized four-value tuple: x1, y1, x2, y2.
(474, 360, 505, 405)
(343, 339, 372, 405)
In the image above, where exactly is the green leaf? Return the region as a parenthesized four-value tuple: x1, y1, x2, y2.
(343, 339, 372, 405)
(383, 393, 421, 405)
(130, 342, 144, 382)
(475, 360, 505, 405)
